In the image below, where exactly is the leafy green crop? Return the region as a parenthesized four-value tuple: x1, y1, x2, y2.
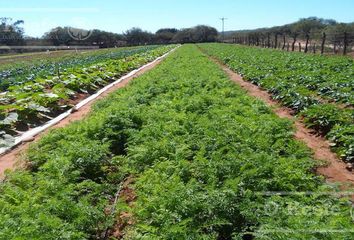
(0, 45, 353, 239)
(199, 43, 354, 162)
(0, 45, 175, 148)
(0, 46, 159, 91)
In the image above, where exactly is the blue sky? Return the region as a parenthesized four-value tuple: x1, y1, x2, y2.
(1, 0, 354, 37)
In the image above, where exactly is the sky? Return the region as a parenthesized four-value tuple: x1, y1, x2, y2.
(1, 0, 354, 37)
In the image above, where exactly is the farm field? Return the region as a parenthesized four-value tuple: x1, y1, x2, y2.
(198, 43, 354, 164)
(0, 48, 99, 65)
(0, 45, 161, 90)
(0, 45, 353, 239)
(0, 45, 174, 149)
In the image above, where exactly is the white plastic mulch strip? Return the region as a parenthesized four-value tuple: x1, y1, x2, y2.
(0, 46, 179, 155)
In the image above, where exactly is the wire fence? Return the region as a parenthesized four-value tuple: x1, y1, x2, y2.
(228, 31, 354, 56)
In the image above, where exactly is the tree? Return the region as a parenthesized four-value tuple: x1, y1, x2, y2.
(88, 29, 124, 48)
(228, 17, 351, 53)
(43, 27, 125, 47)
(293, 17, 327, 52)
(172, 28, 192, 43)
(191, 25, 218, 42)
(155, 28, 178, 44)
(124, 28, 154, 46)
(43, 27, 74, 46)
(172, 25, 218, 43)
(278, 25, 291, 49)
(0, 18, 25, 46)
(325, 23, 354, 52)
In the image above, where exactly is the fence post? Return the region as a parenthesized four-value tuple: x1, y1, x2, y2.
(282, 35, 286, 50)
(321, 32, 326, 54)
(274, 34, 278, 49)
(304, 34, 310, 53)
(343, 32, 348, 55)
(267, 33, 270, 48)
(287, 42, 290, 51)
(291, 35, 297, 51)
(313, 43, 316, 54)
(298, 42, 301, 52)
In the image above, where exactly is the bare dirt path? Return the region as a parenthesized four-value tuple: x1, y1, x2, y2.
(0, 57, 165, 177)
(204, 53, 354, 185)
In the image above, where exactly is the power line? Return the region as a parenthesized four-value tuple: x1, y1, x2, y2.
(220, 17, 227, 42)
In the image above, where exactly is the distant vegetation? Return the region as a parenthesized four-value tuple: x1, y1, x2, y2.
(0, 18, 25, 46)
(44, 25, 218, 46)
(226, 17, 354, 42)
(1, 16, 353, 54)
(226, 17, 354, 55)
(0, 18, 217, 53)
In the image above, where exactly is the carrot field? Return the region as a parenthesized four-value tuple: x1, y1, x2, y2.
(0, 44, 353, 239)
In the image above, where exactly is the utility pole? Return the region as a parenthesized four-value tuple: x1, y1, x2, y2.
(220, 17, 227, 42)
